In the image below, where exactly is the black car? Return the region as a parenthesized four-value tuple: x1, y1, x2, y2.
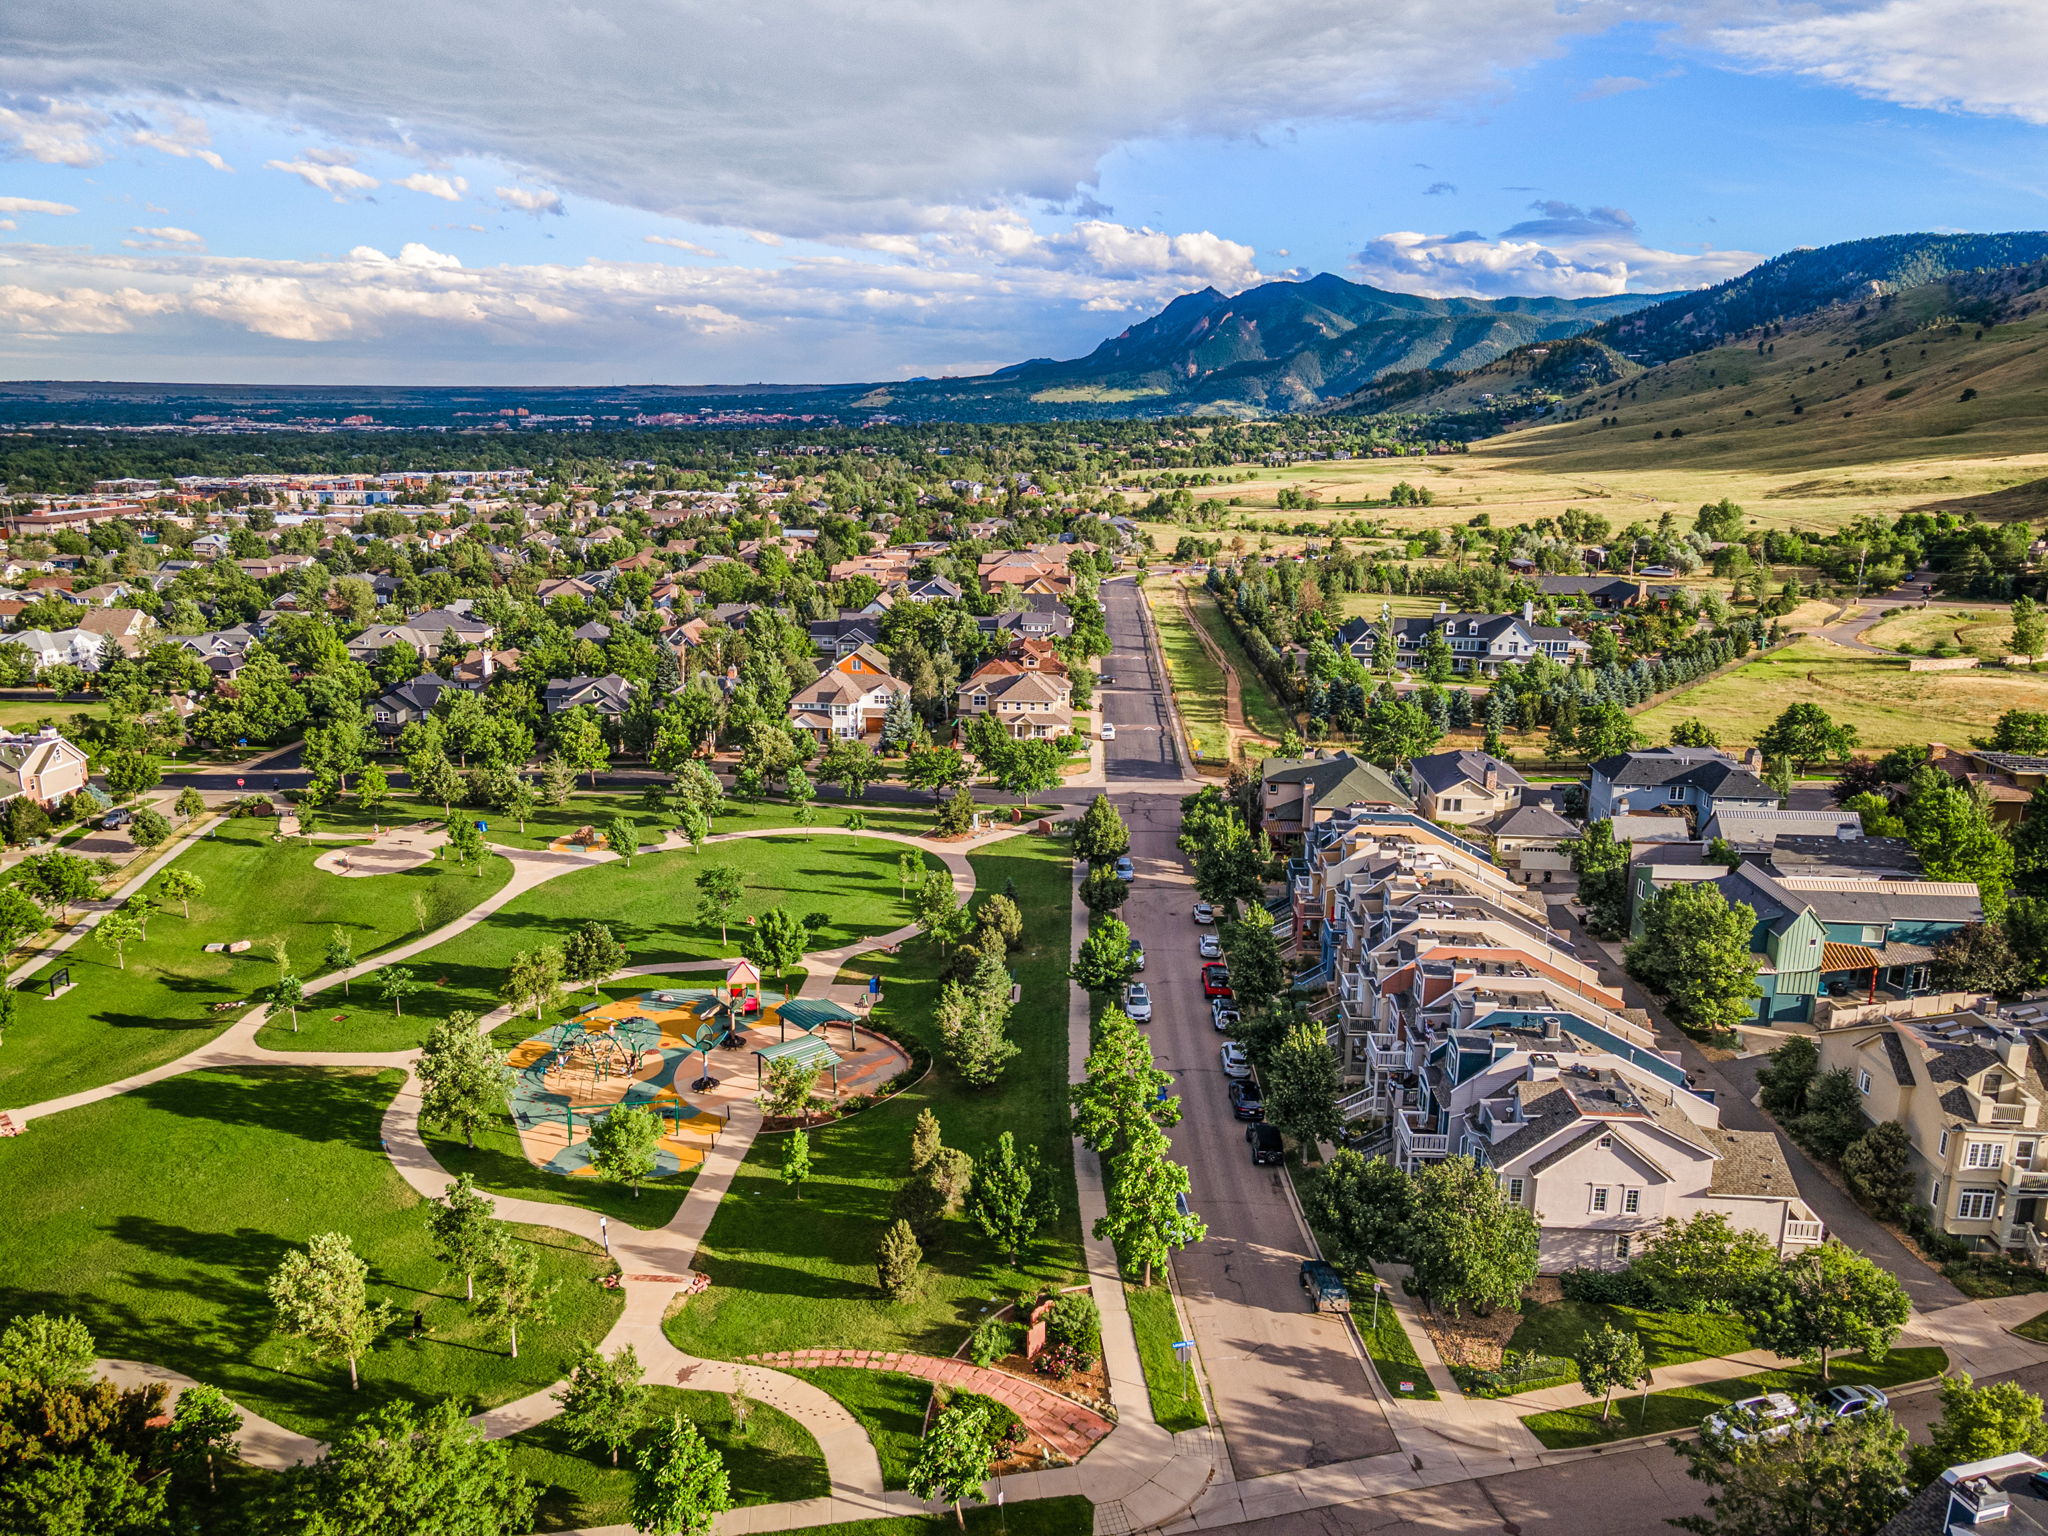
(1247, 1123, 1284, 1164)
(1228, 1077, 1264, 1121)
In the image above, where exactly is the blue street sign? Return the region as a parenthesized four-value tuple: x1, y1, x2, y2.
(1170, 1339, 1193, 1350)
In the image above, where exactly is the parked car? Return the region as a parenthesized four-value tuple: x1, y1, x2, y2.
(1198, 934, 1223, 960)
(1300, 1260, 1350, 1312)
(1228, 1076, 1264, 1120)
(1210, 999, 1241, 1032)
(101, 808, 133, 829)
(1128, 939, 1146, 971)
(1100, 722, 1116, 741)
(1202, 963, 1233, 998)
(1704, 1394, 1807, 1444)
(1818, 1385, 1889, 1423)
(1219, 1042, 1252, 1079)
(1247, 1123, 1285, 1164)
(1192, 902, 1215, 925)
(1123, 982, 1152, 1022)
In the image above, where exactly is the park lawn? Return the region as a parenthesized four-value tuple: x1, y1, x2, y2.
(1634, 635, 2048, 750)
(506, 1383, 828, 1530)
(664, 836, 1084, 1382)
(1186, 590, 1294, 744)
(1519, 1346, 1947, 1450)
(786, 1368, 933, 1491)
(0, 698, 110, 735)
(0, 1066, 620, 1441)
(1145, 581, 1230, 761)
(0, 819, 513, 1110)
(797, 1495, 1095, 1536)
(1508, 1299, 1753, 1372)
(255, 832, 925, 1055)
(1863, 605, 2020, 660)
(1125, 1281, 1207, 1433)
(315, 789, 940, 852)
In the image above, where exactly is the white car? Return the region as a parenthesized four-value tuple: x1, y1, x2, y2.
(1192, 902, 1215, 925)
(1704, 1393, 1806, 1444)
(1198, 934, 1224, 960)
(1124, 982, 1153, 1022)
(1100, 722, 1117, 741)
(1211, 999, 1241, 1032)
(1220, 1042, 1253, 1079)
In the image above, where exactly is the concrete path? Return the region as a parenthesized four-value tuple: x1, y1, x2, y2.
(97, 1357, 323, 1471)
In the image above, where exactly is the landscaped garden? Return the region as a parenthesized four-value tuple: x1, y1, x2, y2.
(0, 1065, 620, 1439)
(0, 818, 514, 1109)
(665, 837, 1084, 1422)
(504, 1383, 829, 1530)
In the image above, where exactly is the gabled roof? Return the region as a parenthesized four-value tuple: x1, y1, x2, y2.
(1261, 752, 1416, 811)
(1409, 750, 1529, 796)
(1486, 804, 1579, 840)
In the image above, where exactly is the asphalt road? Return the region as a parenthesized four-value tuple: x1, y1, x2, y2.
(1099, 579, 1398, 1480)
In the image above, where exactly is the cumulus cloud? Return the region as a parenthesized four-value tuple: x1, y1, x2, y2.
(0, 195, 76, 214)
(394, 171, 468, 201)
(0, 97, 106, 166)
(0, 0, 1616, 237)
(495, 184, 563, 216)
(265, 154, 380, 198)
(1710, 0, 2048, 125)
(646, 235, 724, 257)
(1354, 214, 1761, 299)
(0, 215, 1280, 382)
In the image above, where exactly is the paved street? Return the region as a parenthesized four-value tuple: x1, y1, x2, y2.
(1098, 578, 1399, 1481)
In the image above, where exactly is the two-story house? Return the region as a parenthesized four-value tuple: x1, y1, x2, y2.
(1331, 603, 1588, 676)
(1819, 1014, 2048, 1259)
(0, 727, 90, 808)
(1407, 750, 1528, 825)
(542, 674, 635, 718)
(1588, 746, 1778, 827)
(1258, 752, 1416, 843)
(788, 653, 906, 742)
(953, 663, 1073, 740)
(371, 673, 470, 737)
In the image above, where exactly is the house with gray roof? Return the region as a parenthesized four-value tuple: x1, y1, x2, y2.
(1407, 749, 1527, 826)
(1332, 604, 1586, 676)
(1588, 745, 1777, 826)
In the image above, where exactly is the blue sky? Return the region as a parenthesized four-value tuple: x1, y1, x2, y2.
(0, 0, 2044, 384)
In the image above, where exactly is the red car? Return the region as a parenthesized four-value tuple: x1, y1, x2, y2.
(1202, 963, 1233, 999)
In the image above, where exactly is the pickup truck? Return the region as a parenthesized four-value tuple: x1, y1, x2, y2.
(1299, 1260, 1351, 1313)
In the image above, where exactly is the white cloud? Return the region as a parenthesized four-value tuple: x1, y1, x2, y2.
(127, 110, 232, 170)
(0, 98, 106, 167)
(1709, 1, 2048, 126)
(1354, 222, 1761, 299)
(0, 0, 1615, 237)
(394, 171, 468, 201)
(495, 184, 562, 216)
(646, 235, 724, 257)
(265, 155, 380, 198)
(123, 224, 204, 250)
(0, 280, 178, 333)
(0, 195, 76, 214)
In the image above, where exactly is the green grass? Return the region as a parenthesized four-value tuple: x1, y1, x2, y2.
(664, 836, 1084, 1391)
(1520, 1346, 1948, 1450)
(1355, 1285, 1440, 1402)
(1145, 582, 1230, 760)
(315, 790, 941, 852)
(2011, 1302, 2048, 1342)
(1125, 1282, 1207, 1432)
(0, 819, 514, 1110)
(0, 698, 110, 734)
(505, 1384, 829, 1530)
(1635, 634, 2048, 750)
(1509, 1299, 1753, 1371)
(0, 1066, 621, 1441)
(793, 1495, 1095, 1536)
(1186, 588, 1294, 743)
(787, 1368, 933, 1491)
(256, 832, 923, 1055)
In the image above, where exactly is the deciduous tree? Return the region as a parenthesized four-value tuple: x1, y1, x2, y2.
(425, 1173, 502, 1302)
(1744, 1242, 1910, 1381)
(266, 1232, 394, 1390)
(630, 1412, 731, 1536)
(1405, 1155, 1539, 1315)
(1626, 879, 1761, 1033)
(553, 1345, 649, 1468)
(587, 1105, 663, 1198)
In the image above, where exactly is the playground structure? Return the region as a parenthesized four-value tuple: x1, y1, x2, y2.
(547, 824, 614, 855)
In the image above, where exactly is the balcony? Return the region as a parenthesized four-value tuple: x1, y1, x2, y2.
(1367, 1034, 1408, 1072)
(1395, 1111, 1452, 1162)
(1784, 1219, 1825, 1247)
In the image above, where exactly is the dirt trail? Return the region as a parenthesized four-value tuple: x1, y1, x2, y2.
(1176, 581, 1279, 765)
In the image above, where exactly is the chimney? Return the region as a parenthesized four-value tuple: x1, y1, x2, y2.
(2000, 1030, 2030, 1072)
(1437, 600, 1448, 614)
(1483, 763, 1499, 792)
(1743, 747, 1764, 771)
(480, 646, 494, 681)
(1522, 599, 1535, 624)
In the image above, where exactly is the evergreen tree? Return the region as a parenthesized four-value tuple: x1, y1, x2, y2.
(967, 1132, 1057, 1263)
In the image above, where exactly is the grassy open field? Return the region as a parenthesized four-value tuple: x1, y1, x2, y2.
(1183, 587, 1294, 741)
(1863, 604, 2021, 660)
(665, 837, 1085, 1397)
(1635, 634, 2048, 750)
(0, 818, 514, 1110)
(0, 697, 110, 734)
(1144, 580, 1231, 760)
(0, 1066, 619, 1441)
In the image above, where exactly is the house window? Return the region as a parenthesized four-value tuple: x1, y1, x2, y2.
(1668, 786, 1686, 802)
(1443, 799, 1461, 812)
(2020, 1141, 2038, 1170)
(1958, 1189, 1999, 1221)
(1597, 1133, 1612, 1148)
(1614, 1234, 1633, 1260)
(1857, 1069, 1872, 1094)
(1939, 1130, 1951, 1157)
(1507, 1177, 1525, 1204)
(1860, 924, 1886, 944)
(1623, 1188, 1641, 1214)
(1965, 1142, 2005, 1170)
(1590, 1187, 1609, 1212)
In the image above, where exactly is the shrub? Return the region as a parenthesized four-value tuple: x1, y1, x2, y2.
(1044, 1294, 1101, 1366)
(967, 1315, 1016, 1368)
(1557, 1265, 1656, 1307)
(1033, 1341, 1089, 1380)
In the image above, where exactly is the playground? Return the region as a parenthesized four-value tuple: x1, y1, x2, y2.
(504, 960, 910, 1181)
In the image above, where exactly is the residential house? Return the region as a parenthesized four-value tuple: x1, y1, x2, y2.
(1534, 574, 1642, 610)
(0, 727, 90, 807)
(1701, 807, 1865, 846)
(1257, 752, 1415, 842)
(788, 661, 905, 742)
(1484, 802, 1581, 886)
(954, 665, 1073, 740)
(1407, 750, 1528, 825)
(75, 608, 153, 648)
(809, 614, 886, 658)
(975, 608, 1073, 644)
(1878, 1453, 2048, 1536)
(1332, 603, 1588, 676)
(1818, 1014, 2048, 1259)
(542, 674, 635, 718)
(371, 674, 469, 736)
(1587, 746, 1778, 826)
(15, 628, 106, 672)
